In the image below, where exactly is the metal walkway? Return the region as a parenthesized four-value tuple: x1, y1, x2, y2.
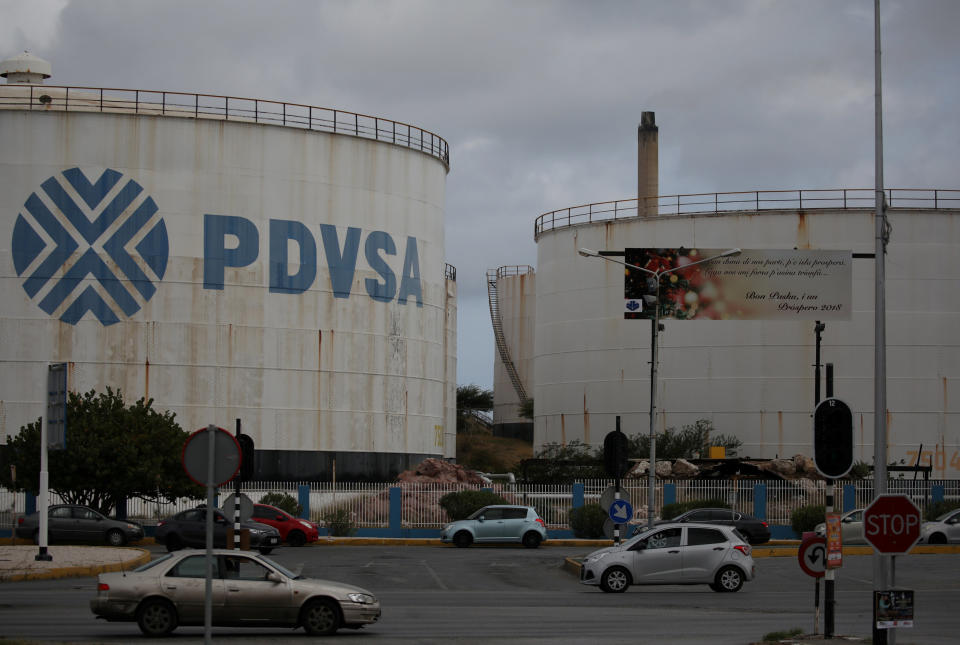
(487, 266, 533, 404)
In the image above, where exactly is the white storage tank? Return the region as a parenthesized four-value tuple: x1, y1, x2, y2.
(0, 54, 456, 480)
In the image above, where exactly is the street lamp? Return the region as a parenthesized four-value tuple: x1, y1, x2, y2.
(579, 247, 741, 529)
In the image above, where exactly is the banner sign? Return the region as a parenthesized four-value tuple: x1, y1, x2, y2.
(624, 248, 851, 321)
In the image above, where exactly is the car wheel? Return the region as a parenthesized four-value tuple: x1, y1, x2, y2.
(106, 529, 126, 547)
(928, 533, 947, 544)
(258, 547, 274, 555)
(715, 566, 744, 592)
(136, 598, 178, 636)
(599, 566, 631, 593)
(164, 534, 183, 552)
(522, 531, 542, 548)
(453, 531, 473, 548)
(287, 530, 306, 547)
(301, 598, 341, 636)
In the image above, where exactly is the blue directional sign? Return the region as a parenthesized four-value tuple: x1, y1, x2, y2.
(609, 500, 633, 524)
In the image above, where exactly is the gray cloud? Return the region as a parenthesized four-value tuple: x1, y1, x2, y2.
(5, 0, 957, 388)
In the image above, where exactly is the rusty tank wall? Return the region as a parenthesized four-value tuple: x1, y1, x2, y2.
(533, 207, 960, 478)
(492, 269, 536, 440)
(0, 106, 451, 480)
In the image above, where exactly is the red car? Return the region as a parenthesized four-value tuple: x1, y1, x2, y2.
(251, 503, 320, 546)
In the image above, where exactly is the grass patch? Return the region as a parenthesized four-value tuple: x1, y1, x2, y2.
(760, 627, 804, 642)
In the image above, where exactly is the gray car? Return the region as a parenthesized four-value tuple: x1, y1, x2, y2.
(155, 507, 281, 554)
(15, 504, 144, 546)
(580, 522, 756, 593)
(920, 508, 960, 544)
(440, 504, 547, 548)
(91, 549, 380, 636)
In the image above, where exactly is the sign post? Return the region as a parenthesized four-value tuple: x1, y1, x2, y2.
(798, 535, 826, 635)
(603, 417, 629, 544)
(182, 425, 241, 645)
(864, 495, 920, 641)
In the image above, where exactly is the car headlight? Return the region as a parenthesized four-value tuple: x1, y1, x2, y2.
(248, 528, 263, 535)
(299, 520, 312, 529)
(585, 552, 609, 564)
(347, 592, 376, 605)
(125, 523, 138, 530)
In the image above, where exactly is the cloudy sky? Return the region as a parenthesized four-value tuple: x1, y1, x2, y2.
(4, 0, 958, 389)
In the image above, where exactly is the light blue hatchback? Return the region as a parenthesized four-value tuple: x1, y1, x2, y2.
(441, 505, 547, 548)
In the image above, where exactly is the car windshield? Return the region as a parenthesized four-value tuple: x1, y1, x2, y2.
(935, 510, 958, 521)
(258, 555, 300, 579)
(135, 553, 176, 572)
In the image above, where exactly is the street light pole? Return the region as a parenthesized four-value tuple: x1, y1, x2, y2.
(579, 247, 740, 529)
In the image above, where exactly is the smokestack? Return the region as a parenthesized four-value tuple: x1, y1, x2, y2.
(637, 111, 658, 217)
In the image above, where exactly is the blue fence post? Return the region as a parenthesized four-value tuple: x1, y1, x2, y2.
(843, 484, 856, 512)
(389, 486, 402, 537)
(664, 483, 676, 507)
(932, 484, 945, 504)
(26, 492, 36, 516)
(572, 482, 585, 509)
(298, 484, 310, 519)
(753, 484, 766, 520)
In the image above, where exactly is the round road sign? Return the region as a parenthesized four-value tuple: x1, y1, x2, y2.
(182, 425, 241, 487)
(863, 494, 922, 554)
(798, 536, 827, 578)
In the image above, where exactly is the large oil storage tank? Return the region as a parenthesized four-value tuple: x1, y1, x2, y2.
(0, 53, 457, 480)
(494, 112, 960, 478)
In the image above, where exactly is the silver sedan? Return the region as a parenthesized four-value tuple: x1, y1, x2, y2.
(91, 549, 380, 636)
(815, 508, 866, 544)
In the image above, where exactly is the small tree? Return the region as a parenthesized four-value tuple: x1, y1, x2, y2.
(568, 504, 607, 538)
(791, 504, 825, 535)
(438, 489, 507, 521)
(0, 388, 202, 515)
(259, 492, 302, 516)
(629, 419, 742, 460)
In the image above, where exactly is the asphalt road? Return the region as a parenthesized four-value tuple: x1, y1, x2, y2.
(0, 544, 956, 644)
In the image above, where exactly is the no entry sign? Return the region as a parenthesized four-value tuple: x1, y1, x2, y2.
(863, 495, 921, 554)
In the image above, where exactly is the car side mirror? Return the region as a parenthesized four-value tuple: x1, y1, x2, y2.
(266, 572, 282, 584)
(477, 516, 485, 522)
(276, 516, 285, 521)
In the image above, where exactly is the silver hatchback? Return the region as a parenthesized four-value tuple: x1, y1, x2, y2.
(580, 522, 755, 593)
(441, 505, 547, 548)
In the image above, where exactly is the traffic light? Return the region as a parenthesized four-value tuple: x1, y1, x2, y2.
(237, 433, 255, 480)
(814, 398, 853, 478)
(603, 425, 630, 479)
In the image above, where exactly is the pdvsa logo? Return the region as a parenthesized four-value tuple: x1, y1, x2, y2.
(12, 168, 168, 326)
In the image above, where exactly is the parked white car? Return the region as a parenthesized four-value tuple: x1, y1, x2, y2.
(814, 508, 866, 544)
(579, 522, 756, 593)
(920, 508, 960, 544)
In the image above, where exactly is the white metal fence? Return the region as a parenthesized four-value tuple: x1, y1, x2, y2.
(2, 478, 956, 530)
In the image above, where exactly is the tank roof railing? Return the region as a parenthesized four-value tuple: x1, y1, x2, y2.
(495, 265, 534, 279)
(534, 188, 960, 240)
(445, 263, 457, 281)
(0, 84, 449, 169)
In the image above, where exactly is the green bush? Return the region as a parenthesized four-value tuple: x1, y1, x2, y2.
(321, 507, 356, 537)
(661, 498, 729, 520)
(568, 504, 607, 539)
(258, 491, 302, 516)
(438, 489, 508, 521)
(924, 499, 960, 521)
(791, 504, 825, 535)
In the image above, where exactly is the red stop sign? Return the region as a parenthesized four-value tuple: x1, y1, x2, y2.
(863, 494, 921, 554)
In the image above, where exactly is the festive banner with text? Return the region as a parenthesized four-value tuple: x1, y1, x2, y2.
(623, 248, 852, 320)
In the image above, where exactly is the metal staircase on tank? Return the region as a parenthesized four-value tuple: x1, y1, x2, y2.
(487, 266, 532, 404)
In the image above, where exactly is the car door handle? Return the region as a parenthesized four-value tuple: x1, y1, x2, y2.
(668, 550, 680, 554)
(713, 547, 724, 551)
(228, 587, 240, 592)
(164, 585, 177, 590)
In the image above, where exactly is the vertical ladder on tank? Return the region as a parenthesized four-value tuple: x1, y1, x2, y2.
(487, 268, 529, 404)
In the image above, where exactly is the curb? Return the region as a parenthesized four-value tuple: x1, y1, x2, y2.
(0, 548, 151, 583)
